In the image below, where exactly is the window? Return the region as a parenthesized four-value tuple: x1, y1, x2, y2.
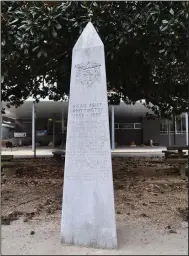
(134, 123, 142, 129)
(119, 123, 134, 129)
(47, 119, 65, 134)
(55, 120, 63, 134)
(182, 118, 186, 132)
(160, 116, 186, 134)
(176, 116, 186, 134)
(115, 123, 119, 129)
(160, 119, 168, 134)
(2, 127, 14, 139)
(176, 117, 182, 133)
(170, 119, 175, 132)
(115, 123, 142, 130)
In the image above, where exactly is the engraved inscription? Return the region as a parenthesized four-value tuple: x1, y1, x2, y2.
(70, 103, 103, 119)
(66, 101, 111, 182)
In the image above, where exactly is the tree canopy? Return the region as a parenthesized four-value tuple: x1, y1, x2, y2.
(1, 1, 188, 117)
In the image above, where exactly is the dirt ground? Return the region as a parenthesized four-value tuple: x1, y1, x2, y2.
(1, 157, 188, 254)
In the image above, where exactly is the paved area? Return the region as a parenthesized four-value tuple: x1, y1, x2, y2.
(1, 146, 167, 158)
(1, 146, 188, 159)
(1, 217, 188, 255)
(1, 147, 53, 158)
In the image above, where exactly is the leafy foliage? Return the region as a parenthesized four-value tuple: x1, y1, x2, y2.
(1, 1, 188, 117)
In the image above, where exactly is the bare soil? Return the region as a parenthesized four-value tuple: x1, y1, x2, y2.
(1, 157, 188, 232)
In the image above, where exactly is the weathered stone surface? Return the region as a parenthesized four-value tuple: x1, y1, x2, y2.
(61, 22, 117, 249)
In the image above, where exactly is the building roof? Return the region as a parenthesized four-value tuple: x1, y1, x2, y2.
(3, 100, 152, 120)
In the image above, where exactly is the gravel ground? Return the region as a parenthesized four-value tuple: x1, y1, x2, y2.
(1, 157, 188, 255)
(1, 214, 188, 255)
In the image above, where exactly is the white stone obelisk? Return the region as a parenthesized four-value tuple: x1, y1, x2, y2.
(61, 22, 117, 249)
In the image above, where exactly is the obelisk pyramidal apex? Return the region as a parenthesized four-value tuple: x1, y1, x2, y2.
(61, 22, 117, 249)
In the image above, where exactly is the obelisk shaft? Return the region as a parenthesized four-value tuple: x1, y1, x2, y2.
(61, 22, 117, 249)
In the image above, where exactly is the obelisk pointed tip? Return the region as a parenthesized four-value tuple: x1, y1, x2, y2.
(73, 22, 103, 50)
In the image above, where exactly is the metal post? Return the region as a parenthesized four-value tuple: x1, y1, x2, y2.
(62, 110, 64, 135)
(188, 9, 189, 172)
(32, 101, 36, 158)
(0, 102, 2, 162)
(61, 110, 65, 149)
(168, 119, 171, 146)
(52, 113, 55, 148)
(186, 112, 188, 145)
(111, 105, 115, 150)
(173, 115, 176, 145)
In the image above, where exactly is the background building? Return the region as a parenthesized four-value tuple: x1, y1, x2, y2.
(2, 99, 188, 147)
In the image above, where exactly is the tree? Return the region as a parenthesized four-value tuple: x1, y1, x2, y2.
(1, 1, 188, 117)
